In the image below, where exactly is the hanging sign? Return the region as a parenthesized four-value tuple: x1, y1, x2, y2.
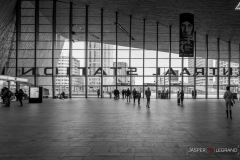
(179, 11, 194, 57)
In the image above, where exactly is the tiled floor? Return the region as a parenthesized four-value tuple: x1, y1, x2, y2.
(0, 98, 239, 160)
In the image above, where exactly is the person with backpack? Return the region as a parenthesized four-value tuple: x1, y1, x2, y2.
(224, 86, 235, 119)
(145, 87, 151, 108)
(132, 88, 137, 104)
(3, 88, 12, 107)
(126, 88, 131, 102)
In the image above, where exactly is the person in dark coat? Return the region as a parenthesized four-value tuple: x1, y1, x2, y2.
(122, 90, 124, 98)
(3, 88, 12, 107)
(1, 87, 6, 104)
(17, 89, 25, 106)
(126, 88, 131, 102)
(97, 89, 100, 98)
(124, 90, 127, 98)
(192, 90, 194, 98)
(177, 91, 180, 105)
(116, 89, 119, 99)
(137, 91, 141, 104)
(180, 90, 184, 105)
(132, 88, 137, 104)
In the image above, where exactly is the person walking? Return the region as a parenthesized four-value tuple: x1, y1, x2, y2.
(191, 90, 194, 98)
(177, 91, 180, 105)
(126, 88, 131, 102)
(145, 87, 151, 108)
(223, 86, 235, 119)
(122, 89, 124, 99)
(17, 89, 25, 106)
(116, 89, 119, 99)
(132, 88, 137, 104)
(97, 89, 100, 98)
(180, 90, 184, 105)
(124, 90, 127, 98)
(137, 91, 141, 104)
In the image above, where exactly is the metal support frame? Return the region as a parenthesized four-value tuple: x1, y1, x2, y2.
(101, 8, 103, 98)
(169, 25, 171, 99)
(193, 32, 196, 99)
(205, 35, 208, 99)
(129, 15, 132, 91)
(217, 38, 220, 99)
(115, 12, 118, 90)
(69, 2, 73, 98)
(156, 22, 159, 99)
(34, 0, 39, 87)
(16, 0, 21, 89)
(85, 5, 88, 98)
(52, 0, 56, 98)
(228, 41, 231, 86)
(239, 44, 240, 93)
(181, 53, 183, 93)
(143, 19, 145, 98)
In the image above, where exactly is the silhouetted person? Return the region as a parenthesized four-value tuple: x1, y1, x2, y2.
(137, 91, 141, 104)
(116, 89, 119, 99)
(60, 91, 65, 99)
(177, 91, 180, 105)
(3, 88, 12, 107)
(166, 89, 169, 98)
(145, 87, 151, 108)
(126, 88, 131, 102)
(122, 89, 125, 99)
(180, 90, 184, 105)
(224, 86, 235, 119)
(17, 89, 24, 106)
(132, 88, 137, 104)
(124, 90, 127, 98)
(192, 90, 194, 98)
(97, 89, 100, 98)
(1, 87, 6, 104)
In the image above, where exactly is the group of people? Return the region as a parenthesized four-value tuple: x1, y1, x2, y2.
(177, 90, 184, 105)
(1, 87, 25, 107)
(112, 87, 151, 108)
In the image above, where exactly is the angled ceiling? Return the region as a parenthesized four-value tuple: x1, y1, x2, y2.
(39, 0, 240, 60)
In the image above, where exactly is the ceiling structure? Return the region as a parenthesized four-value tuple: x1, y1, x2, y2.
(40, 0, 240, 60)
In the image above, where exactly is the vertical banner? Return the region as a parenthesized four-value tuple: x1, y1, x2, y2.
(179, 12, 194, 57)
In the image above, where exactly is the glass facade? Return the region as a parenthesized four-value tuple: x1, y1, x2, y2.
(8, 0, 240, 98)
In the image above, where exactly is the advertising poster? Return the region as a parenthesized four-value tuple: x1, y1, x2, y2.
(179, 12, 194, 57)
(30, 87, 39, 98)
